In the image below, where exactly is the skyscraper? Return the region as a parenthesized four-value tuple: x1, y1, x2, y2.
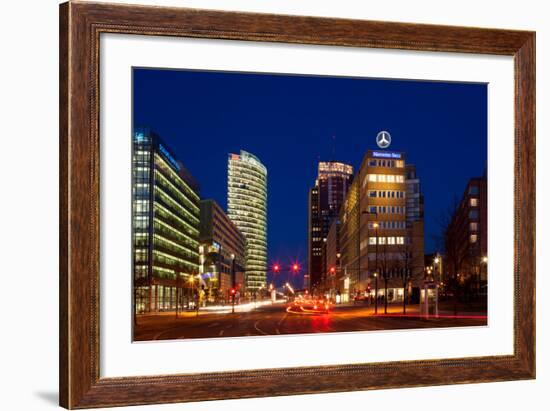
(227, 150, 268, 294)
(308, 161, 353, 291)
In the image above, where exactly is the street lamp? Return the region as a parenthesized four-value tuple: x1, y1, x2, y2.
(481, 256, 488, 293)
(362, 210, 379, 313)
(373, 272, 378, 314)
(230, 253, 236, 313)
(188, 274, 195, 311)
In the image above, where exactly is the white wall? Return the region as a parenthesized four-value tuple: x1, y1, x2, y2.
(0, 1, 547, 410)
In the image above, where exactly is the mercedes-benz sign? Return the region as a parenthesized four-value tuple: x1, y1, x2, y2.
(376, 131, 392, 149)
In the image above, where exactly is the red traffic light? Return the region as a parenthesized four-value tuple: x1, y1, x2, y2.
(230, 288, 236, 295)
(292, 263, 299, 272)
(273, 264, 280, 272)
(329, 266, 336, 274)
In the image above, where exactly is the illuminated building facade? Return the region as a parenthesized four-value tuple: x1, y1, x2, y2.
(338, 149, 424, 302)
(227, 150, 268, 294)
(445, 176, 488, 291)
(133, 128, 201, 313)
(199, 199, 246, 302)
(307, 161, 353, 291)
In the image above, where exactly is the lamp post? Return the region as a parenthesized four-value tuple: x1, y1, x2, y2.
(374, 272, 378, 314)
(188, 274, 195, 310)
(362, 210, 379, 314)
(481, 256, 488, 295)
(175, 271, 180, 319)
(230, 253, 236, 314)
(384, 268, 388, 315)
(336, 252, 341, 300)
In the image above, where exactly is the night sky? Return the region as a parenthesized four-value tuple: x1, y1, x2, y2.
(133, 68, 487, 288)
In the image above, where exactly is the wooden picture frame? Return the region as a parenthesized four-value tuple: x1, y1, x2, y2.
(59, 1, 535, 408)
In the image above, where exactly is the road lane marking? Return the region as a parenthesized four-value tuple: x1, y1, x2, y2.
(254, 320, 268, 335)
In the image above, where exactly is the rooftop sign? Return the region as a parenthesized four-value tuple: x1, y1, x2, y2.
(158, 143, 181, 171)
(372, 151, 402, 159)
(376, 131, 392, 149)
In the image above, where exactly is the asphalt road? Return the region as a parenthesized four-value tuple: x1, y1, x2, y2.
(134, 302, 487, 341)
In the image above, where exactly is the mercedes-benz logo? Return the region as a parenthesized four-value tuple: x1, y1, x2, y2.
(376, 131, 392, 149)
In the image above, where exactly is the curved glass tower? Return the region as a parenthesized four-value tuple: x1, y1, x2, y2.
(227, 151, 268, 294)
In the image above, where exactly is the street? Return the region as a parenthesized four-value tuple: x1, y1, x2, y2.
(134, 301, 487, 341)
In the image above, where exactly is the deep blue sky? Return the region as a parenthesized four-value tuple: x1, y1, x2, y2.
(133, 68, 487, 287)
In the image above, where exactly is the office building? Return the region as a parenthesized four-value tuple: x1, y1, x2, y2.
(339, 148, 425, 302)
(199, 199, 246, 302)
(445, 176, 488, 290)
(307, 161, 353, 291)
(227, 150, 268, 294)
(132, 128, 201, 313)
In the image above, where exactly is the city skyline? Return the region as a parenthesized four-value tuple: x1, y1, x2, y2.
(133, 68, 488, 288)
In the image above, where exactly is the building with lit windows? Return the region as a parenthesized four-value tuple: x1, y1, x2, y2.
(338, 149, 424, 303)
(133, 128, 201, 313)
(444, 176, 488, 292)
(307, 161, 353, 292)
(227, 150, 268, 294)
(199, 199, 246, 303)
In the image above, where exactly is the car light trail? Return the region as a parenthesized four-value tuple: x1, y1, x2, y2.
(200, 300, 284, 314)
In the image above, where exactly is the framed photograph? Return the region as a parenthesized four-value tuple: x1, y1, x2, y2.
(59, 1, 535, 408)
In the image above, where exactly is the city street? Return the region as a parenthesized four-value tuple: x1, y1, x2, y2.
(134, 301, 487, 341)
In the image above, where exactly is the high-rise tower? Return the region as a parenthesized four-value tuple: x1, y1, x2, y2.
(227, 150, 268, 293)
(307, 161, 353, 291)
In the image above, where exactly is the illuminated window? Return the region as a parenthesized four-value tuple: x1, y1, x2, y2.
(368, 174, 377, 182)
(387, 237, 396, 245)
(386, 175, 395, 183)
(470, 222, 478, 231)
(396, 237, 405, 244)
(378, 237, 386, 245)
(395, 160, 404, 168)
(470, 234, 478, 243)
(378, 174, 387, 182)
(470, 198, 478, 207)
(369, 237, 377, 245)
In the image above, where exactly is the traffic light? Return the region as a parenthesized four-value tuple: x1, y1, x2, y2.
(273, 264, 280, 273)
(292, 263, 299, 272)
(329, 266, 336, 275)
(230, 288, 236, 295)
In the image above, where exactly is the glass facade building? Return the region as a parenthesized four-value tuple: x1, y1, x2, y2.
(133, 129, 200, 313)
(227, 150, 268, 294)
